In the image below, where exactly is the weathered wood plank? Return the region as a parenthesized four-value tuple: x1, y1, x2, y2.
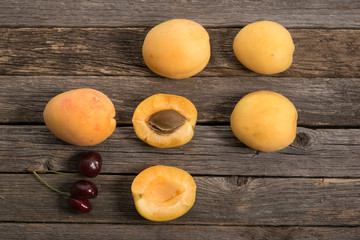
(1, 223, 360, 240)
(1, 126, 359, 177)
(0, 28, 359, 78)
(0, 0, 359, 28)
(1, 174, 360, 225)
(1, 76, 359, 126)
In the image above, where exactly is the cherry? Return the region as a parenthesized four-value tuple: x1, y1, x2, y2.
(78, 151, 102, 178)
(70, 180, 98, 199)
(27, 168, 97, 213)
(27, 151, 103, 214)
(68, 197, 92, 213)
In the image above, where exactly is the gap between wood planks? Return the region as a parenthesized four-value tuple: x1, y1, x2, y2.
(1, 26, 360, 29)
(5, 172, 360, 181)
(1, 122, 360, 129)
(1, 221, 360, 228)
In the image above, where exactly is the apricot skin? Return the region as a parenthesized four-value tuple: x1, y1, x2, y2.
(132, 94, 197, 148)
(131, 165, 196, 222)
(233, 21, 295, 74)
(230, 91, 298, 152)
(43, 88, 116, 146)
(142, 19, 210, 79)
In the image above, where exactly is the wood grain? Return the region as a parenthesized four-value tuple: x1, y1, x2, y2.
(1, 174, 360, 225)
(0, 28, 359, 78)
(1, 76, 359, 126)
(1, 223, 360, 240)
(0, 0, 359, 28)
(1, 126, 359, 177)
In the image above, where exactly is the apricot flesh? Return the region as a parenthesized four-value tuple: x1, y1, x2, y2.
(230, 91, 298, 152)
(233, 21, 295, 74)
(43, 88, 116, 146)
(132, 94, 197, 148)
(131, 165, 196, 221)
(142, 19, 210, 79)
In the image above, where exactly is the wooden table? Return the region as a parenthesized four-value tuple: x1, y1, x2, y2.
(1, 1, 359, 239)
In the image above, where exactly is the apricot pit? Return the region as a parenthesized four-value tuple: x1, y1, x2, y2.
(131, 165, 196, 221)
(132, 94, 197, 148)
(148, 110, 186, 135)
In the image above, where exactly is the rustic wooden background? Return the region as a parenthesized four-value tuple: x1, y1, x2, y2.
(1, 1, 360, 239)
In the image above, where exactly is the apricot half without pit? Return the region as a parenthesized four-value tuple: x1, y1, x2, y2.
(230, 91, 298, 152)
(43, 88, 116, 146)
(132, 94, 197, 148)
(131, 165, 196, 221)
(233, 21, 295, 74)
(142, 19, 211, 79)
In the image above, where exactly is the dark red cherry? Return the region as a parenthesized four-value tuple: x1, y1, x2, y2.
(68, 197, 92, 213)
(78, 151, 102, 178)
(70, 180, 98, 199)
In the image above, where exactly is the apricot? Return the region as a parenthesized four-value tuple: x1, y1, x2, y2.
(142, 19, 210, 79)
(233, 21, 295, 74)
(43, 88, 116, 146)
(132, 94, 197, 148)
(131, 165, 196, 221)
(230, 91, 298, 152)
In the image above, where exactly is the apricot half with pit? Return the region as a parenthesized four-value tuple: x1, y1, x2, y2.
(43, 88, 116, 146)
(131, 165, 196, 221)
(233, 21, 295, 74)
(142, 19, 210, 79)
(230, 91, 298, 152)
(132, 94, 197, 148)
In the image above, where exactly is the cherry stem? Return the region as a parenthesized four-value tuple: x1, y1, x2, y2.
(31, 169, 79, 176)
(27, 168, 71, 196)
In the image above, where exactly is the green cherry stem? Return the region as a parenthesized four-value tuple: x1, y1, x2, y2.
(32, 169, 79, 176)
(27, 168, 71, 196)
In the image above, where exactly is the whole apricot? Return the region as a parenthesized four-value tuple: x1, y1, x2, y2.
(142, 19, 210, 79)
(43, 88, 116, 146)
(230, 91, 298, 152)
(131, 165, 196, 221)
(132, 94, 197, 148)
(233, 21, 295, 74)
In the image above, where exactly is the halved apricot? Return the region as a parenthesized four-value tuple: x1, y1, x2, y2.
(43, 88, 116, 146)
(142, 19, 211, 79)
(230, 91, 298, 152)
(131, 165, 196, 221)
(132, 94, 197, 148)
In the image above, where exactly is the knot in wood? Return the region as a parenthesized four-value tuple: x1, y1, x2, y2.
(294, 132, 312, 148)
(45, 159, 54, 170)
(224, 176, 249, 191)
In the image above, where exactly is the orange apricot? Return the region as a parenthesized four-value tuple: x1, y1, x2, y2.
(43, 88, 116, 146)
(230, 91, 298, 152)
(142, 19, 210, 79)
(233, 21, 295, 74)
(131, 165, 196, 221)
(132, 94, 197, 148)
